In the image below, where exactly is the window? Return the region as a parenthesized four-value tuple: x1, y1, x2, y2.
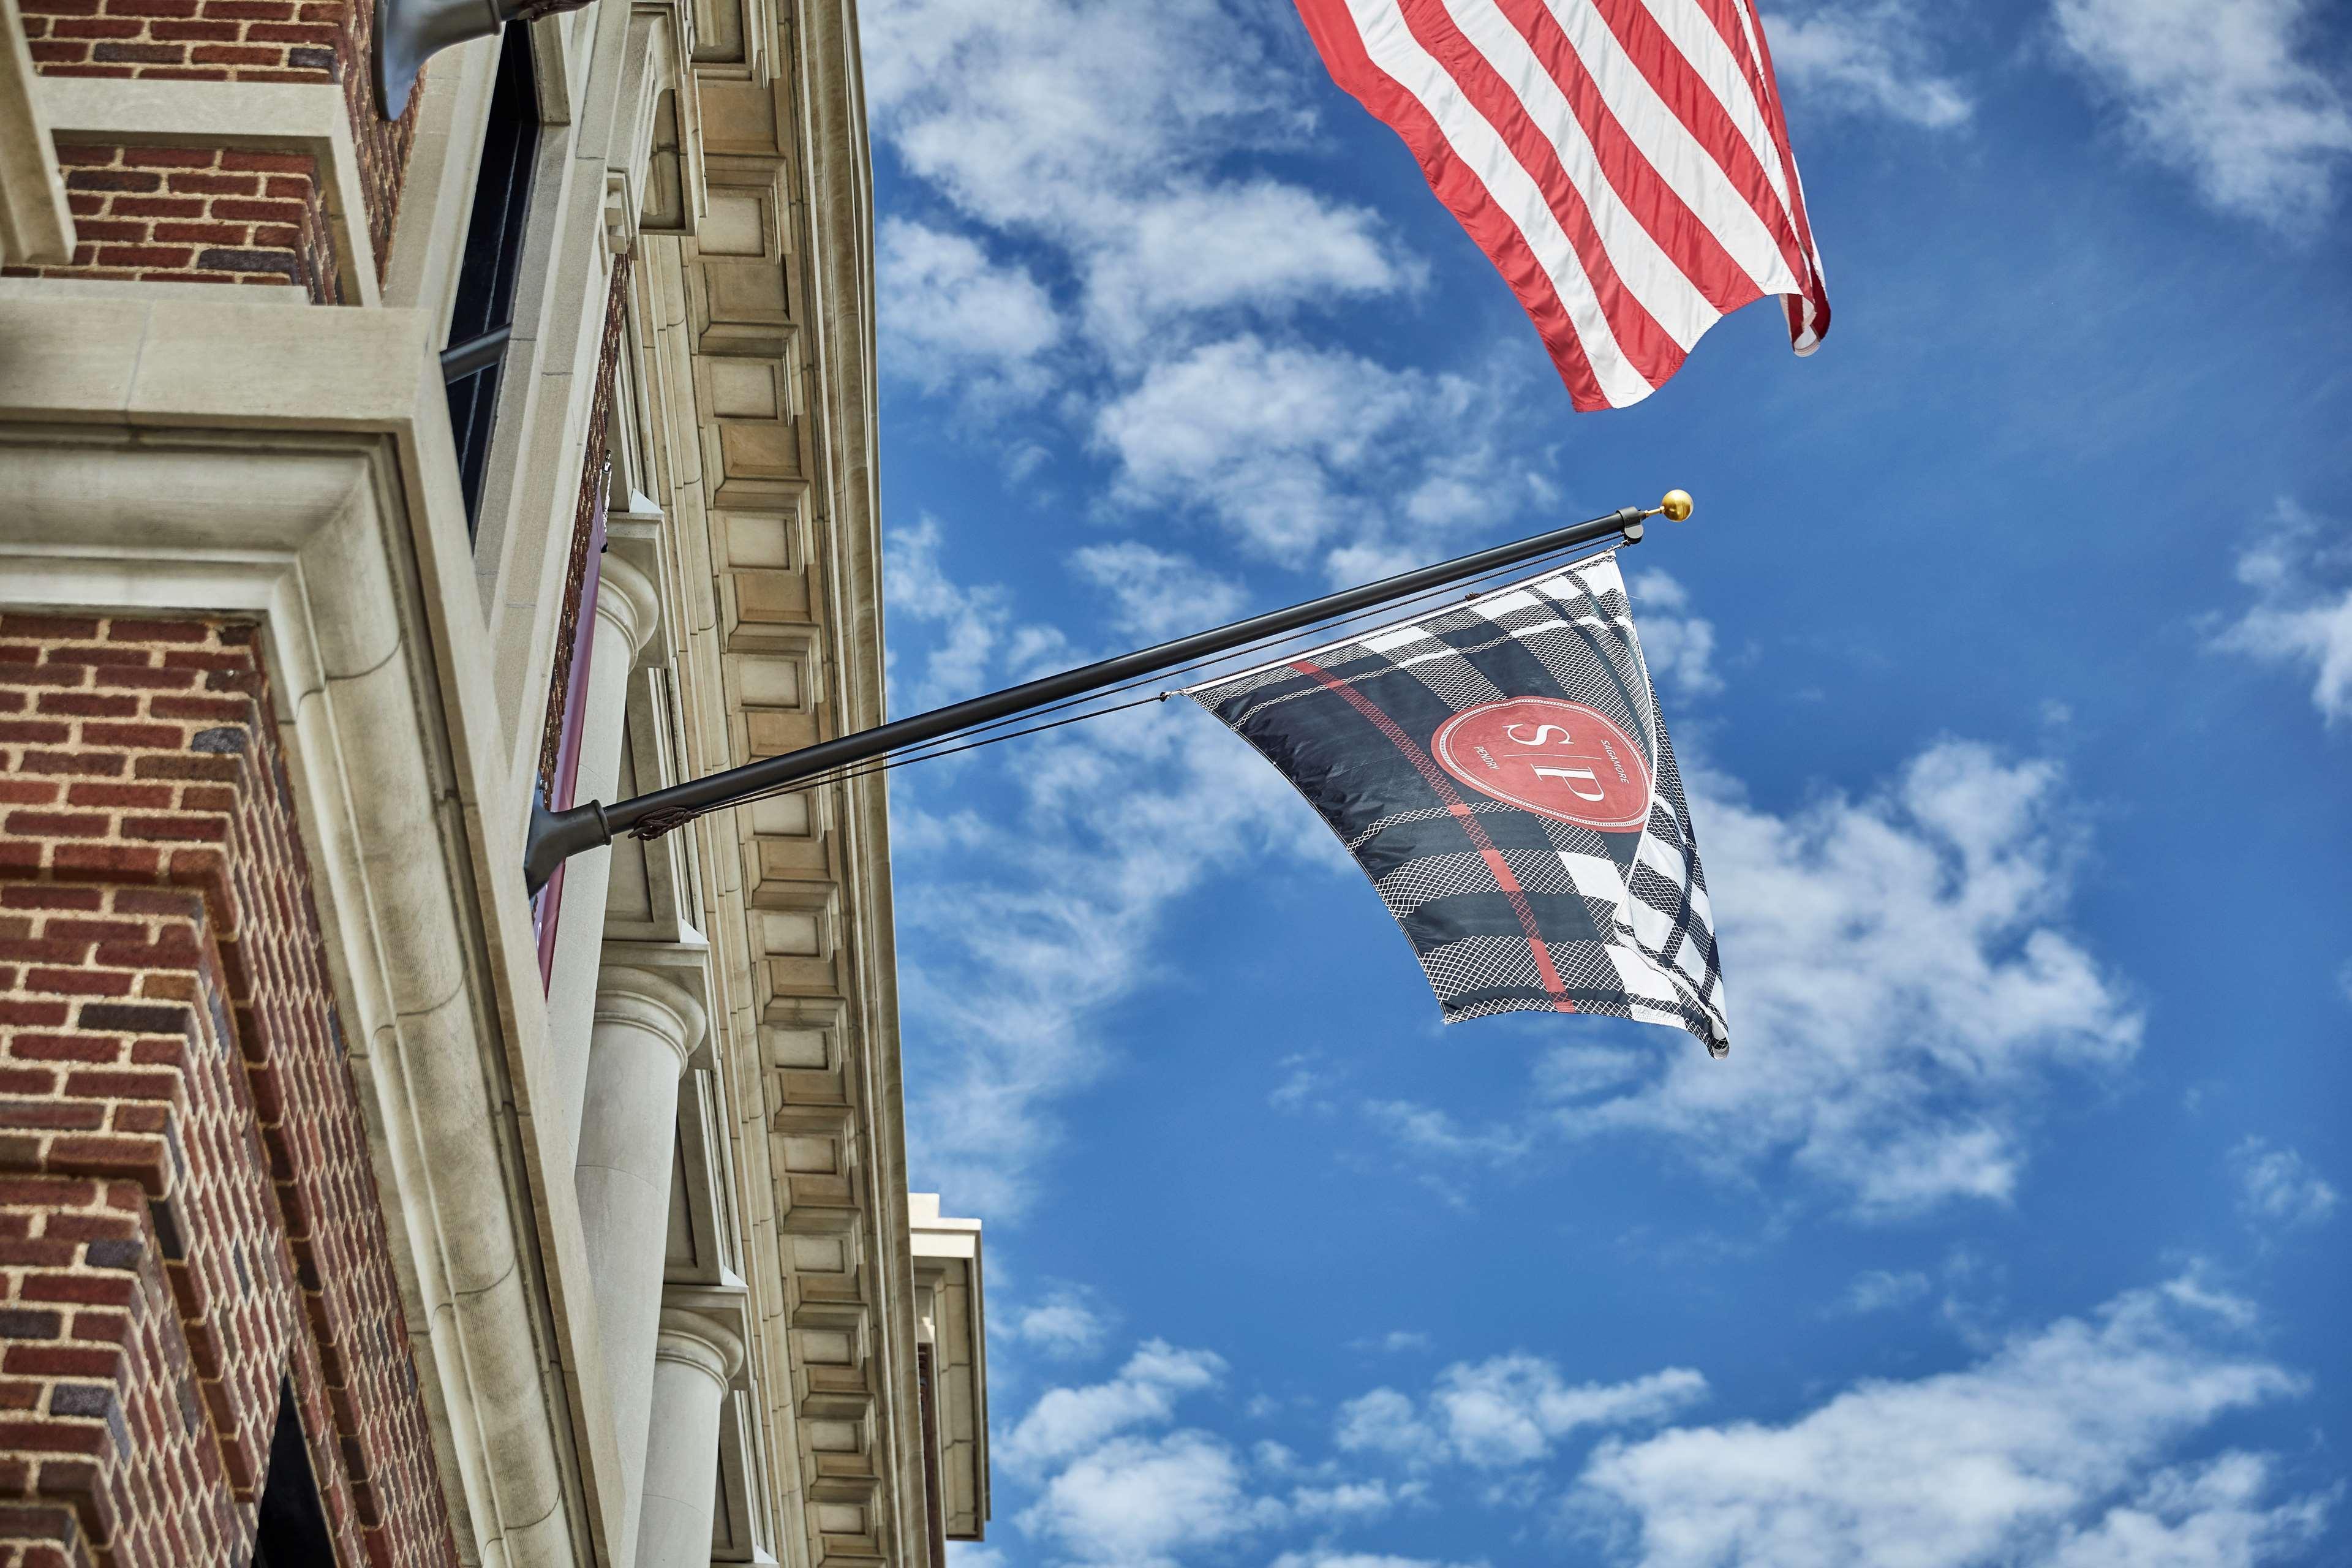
(251, 1378, 335, 1567)
(443, 21, 541, 536)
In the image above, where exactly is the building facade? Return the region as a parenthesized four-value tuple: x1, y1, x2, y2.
(0, 0, 987, 1560)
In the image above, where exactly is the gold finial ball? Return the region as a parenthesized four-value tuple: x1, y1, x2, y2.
(1659, 488, 1694, 521)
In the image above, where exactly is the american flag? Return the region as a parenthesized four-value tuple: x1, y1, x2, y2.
(1294, 0, 1831, 410)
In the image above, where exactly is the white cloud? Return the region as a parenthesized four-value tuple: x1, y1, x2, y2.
(1551, 740, 2143, 1215)
(1272, 1555, 1487, 1568)
(1354, 1330, 1433, 1356)
(2045, 1454, 2337, 1568)
(2051, 0, 2352, 230)
(1002, 1340, 1227, 1472)
(1012, 1290, 1114, 1359)
(879, 219, 1063, 403)
(1766, 0, 1973, 128)
(1629, 571, 1722, 699)
(863, 0, 1415, 363)
(1286, 1478, 1413, 1521)
(886, 518, 1073, 712)
(1093, 334, 1547, 575)
(1335, 1387, 1431, 1461)
(2214, 500, 2352, 725)
(1337, 1359, 1707, 1471)
(1362, 1101, 1532, 1170)
(2232, 1137, 2340, 1231)
(1069, 541, 1247, 641)
(1840, 1268, 1932, 1314)
(1020, 1429, 1282, 1567)
(1079, 180, 1417, 353)
(1577, 1279, 2319, 1568)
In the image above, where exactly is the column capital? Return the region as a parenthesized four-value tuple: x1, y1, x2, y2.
(594, 551, 664, 663)
(654, 1306, 746, 1386)
(592, 965, 706, 1076)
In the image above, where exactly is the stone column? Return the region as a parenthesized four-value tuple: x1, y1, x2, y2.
(635, 1306, 746, 1568)
(578, 964, 704, 1565)
(545, 551, 663, 1165)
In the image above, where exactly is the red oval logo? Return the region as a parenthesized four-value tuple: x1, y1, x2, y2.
(1431, 698, 1653, 831)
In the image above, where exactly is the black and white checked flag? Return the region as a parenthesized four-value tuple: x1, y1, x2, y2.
(1188, 551, 1728, 1055)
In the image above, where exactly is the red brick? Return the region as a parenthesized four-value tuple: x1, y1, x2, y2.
(244, 20, 333, 42)
(165, 171, 261, 196)
(80, 722, 187, 747)
(17, 752, 127, 778)
(0, 781, 61, 807)
(47, 844, 163, 881)
(93, 243, 194, 268)
(148, 17, 240, 37)
(50, 16, 143, 35)
(27, 39, 91, 59)
(21, 970, 134, 999)
(2, 812, 111, 840)
(36, 695, 139, 725)
(96, 194, 203, 219)
(2, 1347, 120, 1378)
(2, 888, 102, 911)
(17, 1274, 135, 1308)
(187, 42, 278, 62)
(64, 784, 173, 810)
(101, 619, 212, 643)
(146, 696, 249, 722)
(217, 149, 314, 173)
(0, 616, 99, 639)
(205, 197, 305, 224)
(147, 220, 249, 244)
(6, 1044, 106, 1076)
(61, 168, 160, 193)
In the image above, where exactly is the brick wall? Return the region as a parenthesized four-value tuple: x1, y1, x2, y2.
(0, 616, 460, 1568)
(1, 145, 343, 302)
(16, 0, 418, 281)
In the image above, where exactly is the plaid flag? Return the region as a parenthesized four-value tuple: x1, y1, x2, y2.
(1188, 551, 1728, 1055)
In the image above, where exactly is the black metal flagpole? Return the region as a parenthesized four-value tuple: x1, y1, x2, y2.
(522, 490, 1694, 895)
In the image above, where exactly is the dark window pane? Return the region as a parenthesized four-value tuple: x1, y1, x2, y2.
(447, 21, 541, 536)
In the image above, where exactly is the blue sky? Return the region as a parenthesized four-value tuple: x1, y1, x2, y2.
(856, 1, 2352, 1563)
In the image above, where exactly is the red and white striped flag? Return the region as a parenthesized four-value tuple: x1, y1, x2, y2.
(1295, 0, 1831, 410)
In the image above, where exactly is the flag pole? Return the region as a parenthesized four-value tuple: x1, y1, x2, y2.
(522, 491, 1694, 895)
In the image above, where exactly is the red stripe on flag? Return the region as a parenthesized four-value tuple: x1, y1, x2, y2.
(1486, 0, 1757, 317)
(1395, 0, 1686, 388)
(1292, 660, 1577, 1012)
(1294, 0, 1613, 410)
(1587, 0, 1814, 290)
(1291, 0, 1829, 406)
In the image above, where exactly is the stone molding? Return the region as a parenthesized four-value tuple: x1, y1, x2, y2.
(590, 963, 707, 1079)
(594, 549, 666, 666)
(654, 1305, 747, 1385)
